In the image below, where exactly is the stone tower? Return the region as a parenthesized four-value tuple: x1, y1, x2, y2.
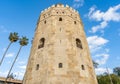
(23, 4, 98, 84)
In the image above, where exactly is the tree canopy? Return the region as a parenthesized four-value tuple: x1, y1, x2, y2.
(97, 74, 120, 84)
(9, 32, 19, 42)
(113, 67, 120, 76)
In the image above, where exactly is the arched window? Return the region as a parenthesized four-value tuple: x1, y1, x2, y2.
(59, 17, 62, 21)
(76, 38, 83, 49)
(36, 64, 39, 70)
(44, 20, 46, 24)
(38, 38, 45, 49)
(81, 65, 85, 70)
(59, 63, 63, 68)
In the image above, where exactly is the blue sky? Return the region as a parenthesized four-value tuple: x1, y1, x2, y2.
(0, 0, 120, 80)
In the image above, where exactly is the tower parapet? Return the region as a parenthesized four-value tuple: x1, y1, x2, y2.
(41, 4, 78, 14)
(39, 4, 80, 21)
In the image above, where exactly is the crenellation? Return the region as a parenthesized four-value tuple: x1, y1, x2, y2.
(73, 9, 76, 12)
(51, 4, 55, 7)
(44, 8, 47, 12)
(41, 10, 44, 13)
(76, 10, 79, 13)
(40, 4, 79, 19)
(69, 7, 73, 11)
(66, 4, 69, 8)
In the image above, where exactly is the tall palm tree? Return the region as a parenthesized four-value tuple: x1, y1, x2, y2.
(0, 32, 19, 66)
(93, 60, 99, 68)
(5, 36, 28, 84)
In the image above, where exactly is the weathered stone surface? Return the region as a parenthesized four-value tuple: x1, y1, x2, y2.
(23, 4, 98, 84)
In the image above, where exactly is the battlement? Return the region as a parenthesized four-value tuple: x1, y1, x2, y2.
(39, 4, 80, 22)
(41, 4, 79, 14)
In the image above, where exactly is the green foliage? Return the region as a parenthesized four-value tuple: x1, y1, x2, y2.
(9, 32, 19, 42)
(97, 74, 120, 84)
(19, 36, 29, 46)
(113, 67, 120, 76)
(93, 60, 99, 68)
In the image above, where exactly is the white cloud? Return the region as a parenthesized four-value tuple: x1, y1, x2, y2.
(95, 53, 109, 65)
(90, 21, 108, 33)
(87, 36, 109, 52)
(87, 36, 110, 65)
(0, 70, 25, 80)
(18, 61, 25, 65)
(89, 4, 120, 21)
(95, 67, 112, 75)
(18, 65, 26, 70)
(5, 52, 15, 58)
(88, 4, 120, 33)
(73, 0, 84, 8)
(88, 6, 104, 21)
(13, 70, 25, 80)
(0, 70, 8, 77)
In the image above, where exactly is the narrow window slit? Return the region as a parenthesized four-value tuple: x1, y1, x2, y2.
(59, 63, 63, 68)
(81, 65, 85, 70)
(44, 20, 46, 24)
(36, 64, 39, 70)
(76, 38, 83, 49)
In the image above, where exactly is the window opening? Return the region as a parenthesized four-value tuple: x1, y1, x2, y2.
(59, 63, 63, 68)
(44, 20, 46, 24)
(59, 17, 62, 21)
(76, 38, 83, 49)
(74, 21, 76, 24)
(36, 64, 39, 70)
(38, 38, 45, 49)
(81, 65, 85, 70)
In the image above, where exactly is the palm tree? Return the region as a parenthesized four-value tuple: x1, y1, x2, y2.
(93, 60, 99, 68)
(5, 36, 28, 84)
(0, 32, 19, 66)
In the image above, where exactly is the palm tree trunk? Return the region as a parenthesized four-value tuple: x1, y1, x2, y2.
(106, 67, 113, 84)
(0, 42, 12, 66)
(5, 46, 22, 84)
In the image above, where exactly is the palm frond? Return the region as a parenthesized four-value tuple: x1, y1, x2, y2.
(9, 32, 19, 42)
(19, 36, 29, 46)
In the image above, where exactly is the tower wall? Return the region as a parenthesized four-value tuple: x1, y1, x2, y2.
(23, 4, 98, 84)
